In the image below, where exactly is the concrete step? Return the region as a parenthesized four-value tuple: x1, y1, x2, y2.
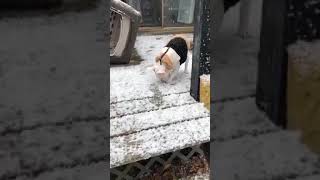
(111, 117, 210, 168)
(15, 162, 105, 180)
(111, 103, 209, 137)
(213, 97, 279, 141)
(290, 174, 320, 180)
(110, 65, 192, 103)
(110, 92, 196, 118)
(0, 120, 106, 179)
(213, 66, 257, 101)
(212, 131, 320, 180)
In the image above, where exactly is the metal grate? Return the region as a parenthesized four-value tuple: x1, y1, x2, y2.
(110, 145, 205, 180)
(110, 10, 121, 52)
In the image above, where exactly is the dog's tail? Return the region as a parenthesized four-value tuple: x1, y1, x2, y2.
(173, 34, 194, 50)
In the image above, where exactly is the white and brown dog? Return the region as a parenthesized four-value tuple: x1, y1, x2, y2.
(152, 35, 193, 84)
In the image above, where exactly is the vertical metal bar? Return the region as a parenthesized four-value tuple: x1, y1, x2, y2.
(190, 0, 210, 101)
(256, 0, 287, 127)
(161, 0, 164, 27)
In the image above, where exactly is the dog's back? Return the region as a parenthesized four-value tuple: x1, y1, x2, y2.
(165, 37, 189, 65)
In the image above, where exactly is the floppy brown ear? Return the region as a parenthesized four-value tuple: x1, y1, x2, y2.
(161, 55, 174, 70)
(155, 55, 161, 62)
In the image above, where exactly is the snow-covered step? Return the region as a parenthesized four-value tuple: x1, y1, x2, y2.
(214, 34, 259, 69)
(213, 131, 320, 180)
(110, 117, 210, 168)
(16, 162, 105, 180)
(0, 120, 106, 179)
(213, 97, 279, 141)
(111, 103, 209, 137)
(213, 65, 257, 101)
(110, 92, 197, 118)
(110, 66, 191, 103)
(291, 174, 320, 180)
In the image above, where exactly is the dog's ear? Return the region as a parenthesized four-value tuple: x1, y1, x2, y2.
(161, 55, 174, 70)
(155, 54, 161, 62)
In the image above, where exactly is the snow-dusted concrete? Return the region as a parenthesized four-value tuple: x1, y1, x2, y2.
(0, 2, 107, 179)
(212, 7, 320, 179)
(111, 103, 209, 137)
(111, 117, 209, 168)
(213, 98, 279, 141)
(110, 33, 210, 168)
(110, 92, 196, 118)
(290, 175, 320, 180)
(15, 162, 106, 180)
(213, 131, 320, 180)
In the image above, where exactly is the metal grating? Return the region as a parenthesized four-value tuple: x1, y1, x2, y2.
(110, 145, 205, 180)
(110, 9, 121, 52)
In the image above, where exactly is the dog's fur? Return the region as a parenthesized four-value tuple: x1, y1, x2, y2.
(152, 0, 242, 84)
(153, 35, 192, 84)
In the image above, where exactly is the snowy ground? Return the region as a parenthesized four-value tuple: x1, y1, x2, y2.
(110, 34, 210, 169)
(110, 34, 194, 103)
(211, 2, 320, 179)
(0, 4, 108, 180)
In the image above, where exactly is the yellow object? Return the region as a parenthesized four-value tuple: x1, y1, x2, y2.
(200, 75, 210, 110)
(287, 41, 320, 154)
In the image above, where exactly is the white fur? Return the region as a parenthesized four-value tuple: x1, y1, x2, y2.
(153, 47, 182, 84)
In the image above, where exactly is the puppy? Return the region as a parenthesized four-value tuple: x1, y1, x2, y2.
(153, 35, 192, 84)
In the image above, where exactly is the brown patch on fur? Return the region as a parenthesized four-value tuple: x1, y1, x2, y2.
(155, 54, 161, 62)
(161, 54, 174, 71)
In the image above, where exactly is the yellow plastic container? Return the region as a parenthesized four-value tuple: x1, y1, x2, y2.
(287, 40, 320, 154)
(200, 75, 210, 110)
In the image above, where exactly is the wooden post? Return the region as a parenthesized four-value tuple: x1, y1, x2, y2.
(190, 0, 210, 101)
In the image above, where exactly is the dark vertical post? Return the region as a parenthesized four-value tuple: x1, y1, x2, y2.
(256, 0, 287, 127)
(190, 0, 210, 101)
(257, 0, 320, 127)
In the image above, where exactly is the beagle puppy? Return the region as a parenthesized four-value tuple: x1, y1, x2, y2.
(153, 36, 192, 84)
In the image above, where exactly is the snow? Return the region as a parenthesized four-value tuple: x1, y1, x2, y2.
(110, 34, 194, 103)
(110, 92, 196, 118)
(287, 39, 320, 78)
(213, 98, 278, 141)
(110, 117, 210, 168)
(200, 74, 210, 83)
(0, 3, 108, 179)
(110, 33, 210, 168)
(0, 8, 107, 135)
(213, 131, 320, 180)
(111, 103, 209, 137)
(212, 3, 320, 179)
(17, 162, 106, 180)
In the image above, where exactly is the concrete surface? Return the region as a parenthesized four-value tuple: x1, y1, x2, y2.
(0, 1, 108, 179)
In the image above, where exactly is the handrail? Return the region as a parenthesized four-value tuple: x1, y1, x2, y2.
(111, 0, 141, 23)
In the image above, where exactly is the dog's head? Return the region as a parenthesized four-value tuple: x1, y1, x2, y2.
(153, 47, 179, 81)
(153, 53, 173, 81)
